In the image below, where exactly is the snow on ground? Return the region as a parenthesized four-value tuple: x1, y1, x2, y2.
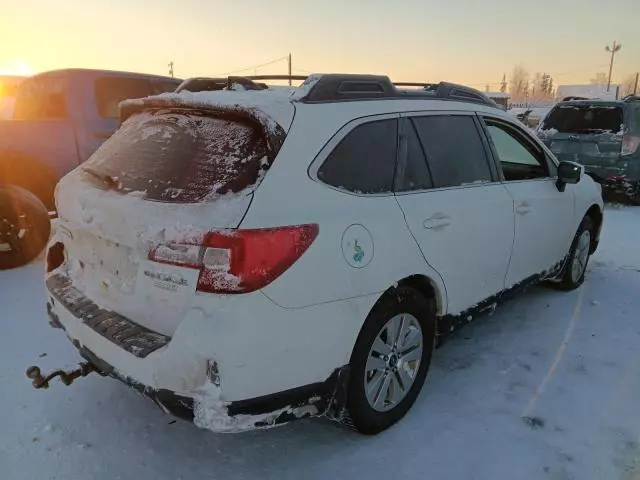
(2, 205, 640, 480)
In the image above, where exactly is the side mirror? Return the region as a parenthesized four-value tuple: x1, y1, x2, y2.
(556, 161, 581, 192)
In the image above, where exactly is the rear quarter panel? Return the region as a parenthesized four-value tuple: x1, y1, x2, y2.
(241, 105, 447, 312)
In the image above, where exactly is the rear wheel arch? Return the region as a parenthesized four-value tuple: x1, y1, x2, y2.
(0, 150, 59, 211)
(396, 274, 444, 316)
(350, 274, 443, 360)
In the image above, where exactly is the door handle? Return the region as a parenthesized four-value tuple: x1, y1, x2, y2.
(515, 202, 531, 215)
(423, 213, 451, 230)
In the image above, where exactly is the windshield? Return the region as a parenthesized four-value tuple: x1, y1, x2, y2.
(82, 111, 270, 202)
(542, 104, 623, 134)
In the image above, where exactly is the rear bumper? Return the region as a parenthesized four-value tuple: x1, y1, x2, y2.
(44, 272, 351, 432)
(73, 342, 349, 429)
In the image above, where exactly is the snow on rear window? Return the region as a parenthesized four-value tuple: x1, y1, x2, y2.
(542, 105, 623, 134)
(82, 111, 269, 203)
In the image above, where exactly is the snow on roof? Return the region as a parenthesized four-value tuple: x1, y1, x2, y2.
(556, 84, 621, 101)
(485, 92, 510, 98)
(121, 88, 298, 133)
(120, 75, 323, 133)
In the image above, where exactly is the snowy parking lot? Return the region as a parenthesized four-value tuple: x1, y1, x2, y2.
(2, 205, 640, 480)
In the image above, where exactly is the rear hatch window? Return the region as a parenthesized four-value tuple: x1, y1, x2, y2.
(82, 111, 270, 203)
(542, 104, 623, 134)
(539, 104, 624, 166)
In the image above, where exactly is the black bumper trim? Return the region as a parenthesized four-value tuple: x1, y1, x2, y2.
(77, 345, 195, 421)
(46, 274, 170, 358)
(76, 343, 349, 427)
(227, 367, 349, 417)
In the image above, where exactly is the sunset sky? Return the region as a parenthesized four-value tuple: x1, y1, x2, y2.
(1, 0, 638, 89)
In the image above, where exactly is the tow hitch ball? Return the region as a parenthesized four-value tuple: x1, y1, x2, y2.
(26, 362, 98, 389)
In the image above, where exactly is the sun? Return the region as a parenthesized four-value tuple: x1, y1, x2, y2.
(0, 60, 32, 76)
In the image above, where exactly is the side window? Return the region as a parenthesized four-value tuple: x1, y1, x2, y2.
(396, 119, 433, 191)
(317, 119, 398, 194)
(484, 121, 549, 181)
(634, 106, 640, 130)
(94, 77, 154, 119)
(412, 115, 492, 188)
(13, 76, 67, 120)
(152, 80, 180, 95)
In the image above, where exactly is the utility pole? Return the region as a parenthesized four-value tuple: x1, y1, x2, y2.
(288, 53, 292, 86)
(168, 61, 174, 78)
(634, 72, 639, 96)
(605, 41, 622, 92)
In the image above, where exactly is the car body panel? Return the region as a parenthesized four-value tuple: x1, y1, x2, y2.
(501, 178, 576, 287)
(395, 183, 514, 315)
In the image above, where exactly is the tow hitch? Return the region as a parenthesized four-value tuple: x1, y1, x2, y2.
(26, 362, 100, 389)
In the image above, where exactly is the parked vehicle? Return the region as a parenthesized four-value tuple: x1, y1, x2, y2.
(0, 69, 181, 269)
(0, 75, 24, 120)
(39, 74, 603, 435)
(537, 96, 640, 204)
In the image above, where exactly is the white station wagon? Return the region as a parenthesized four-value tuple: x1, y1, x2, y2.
(40, 74, 603, 434)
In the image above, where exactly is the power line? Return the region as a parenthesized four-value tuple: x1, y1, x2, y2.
(211, 56, 289, 77)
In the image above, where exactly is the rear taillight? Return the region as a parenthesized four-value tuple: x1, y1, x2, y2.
(622, 134, 640, 156)
(149, 224, 319, 294)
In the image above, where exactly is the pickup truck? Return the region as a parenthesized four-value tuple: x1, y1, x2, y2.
(0, 75, 24, 119)
(0, 69, 181, 269)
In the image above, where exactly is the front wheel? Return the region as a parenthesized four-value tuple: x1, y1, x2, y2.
(346, 286, 436, 434)
(0, 186, 51, 270)
(554, 216, 594, 291)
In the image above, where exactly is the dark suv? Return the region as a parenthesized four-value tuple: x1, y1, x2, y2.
(537, 96, 640, 204)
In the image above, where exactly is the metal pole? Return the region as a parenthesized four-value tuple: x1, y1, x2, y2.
(607, 49, 614, 92)
(634, 72, 639, 96)
(288, 53, 292, 86)
(606, 41, 621, 92)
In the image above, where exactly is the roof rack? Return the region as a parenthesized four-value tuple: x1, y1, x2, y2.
(622, 95, 640, 103)
(175, 73, 497, 108)
(294, 74, 497, 107)
(177, 76, 271, 93)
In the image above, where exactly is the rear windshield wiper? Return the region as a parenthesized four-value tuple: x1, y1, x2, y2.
(573, 128, 610, 134)
(82, 167, 119, 189)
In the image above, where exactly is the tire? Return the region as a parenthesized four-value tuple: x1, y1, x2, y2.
(346, 286, 436, 435)
(627, 181, 640, 206)
(554, 216, 594, 291)
(0, 186, 51, 270)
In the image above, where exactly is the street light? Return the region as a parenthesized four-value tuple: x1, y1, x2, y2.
(605, 41, 622, 92)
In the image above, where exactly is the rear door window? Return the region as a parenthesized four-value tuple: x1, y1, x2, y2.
(94, 77, 154, 119)
(411, 115, 492, 188)
(13, 76, 67, 120)
(542, 104, 624, 134)
(396, 118, 433, 191)
(82, 111, 270, 203)
(317, 119, 398, 194)
(151, 79, 181, 95)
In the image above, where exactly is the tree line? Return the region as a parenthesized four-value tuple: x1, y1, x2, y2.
(503, 65, 638, 102)
(503, 65, 554, 102)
